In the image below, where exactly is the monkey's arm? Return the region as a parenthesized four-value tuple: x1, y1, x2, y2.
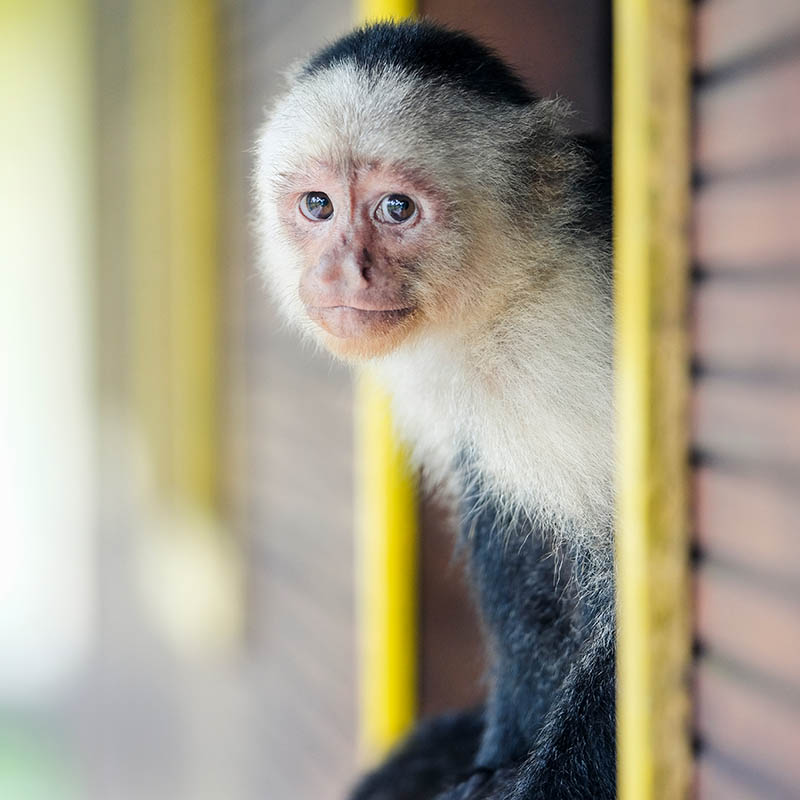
(348, 709, 485, 800)
(435, 640, 616, 800)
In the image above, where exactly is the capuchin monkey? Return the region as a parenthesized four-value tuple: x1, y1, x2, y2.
(255, 20, 615, 800)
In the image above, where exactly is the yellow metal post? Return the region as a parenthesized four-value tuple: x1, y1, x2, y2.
(127, 0, 241, 653)
(355, 0, 418, 768)
(356, 0, 415, 23)
(355, 372, 418, 764)
(130, 0, 219, 510)
(614, 1, 692, 798)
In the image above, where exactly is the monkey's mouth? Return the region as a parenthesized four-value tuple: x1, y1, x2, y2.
(306, 305, 415, 339)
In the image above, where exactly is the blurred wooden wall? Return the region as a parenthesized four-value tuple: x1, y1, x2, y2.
(692, 1, 800, 796)
(221, 2, 358, 798)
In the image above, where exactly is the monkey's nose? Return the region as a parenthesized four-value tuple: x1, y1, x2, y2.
(359, 247, 374, 282)
(301, 258, 366, 307)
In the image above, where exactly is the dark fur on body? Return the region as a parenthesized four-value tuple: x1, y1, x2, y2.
(255, 20, 616, 799)
(350, 481, 615, 800)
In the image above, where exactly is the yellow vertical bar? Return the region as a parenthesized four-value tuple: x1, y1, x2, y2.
(355, 373, 418, 764)
(167, 0, 219, 508)
(357, 0, 415, 22)
(130, 0, 218, 511)
(355, 0, 418, 768)
(614, 1, 692, 799)
(126, 0, 240, 654)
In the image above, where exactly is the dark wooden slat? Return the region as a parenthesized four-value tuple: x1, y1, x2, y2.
(696, 0, 800, 74)
(693, 281, 800, 373)
(694, 174, 800, 270)
(693, 5, 800, 800)
(693, 378, 800, 468)
(694, 467, 800, 583)
(695, 564, 800, 688)
(695, 57, 800, 178)
(695, 753, 781, 800)
(695, 659, 800, 790)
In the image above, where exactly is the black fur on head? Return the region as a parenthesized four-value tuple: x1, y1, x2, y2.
(301, 19, 537, 107)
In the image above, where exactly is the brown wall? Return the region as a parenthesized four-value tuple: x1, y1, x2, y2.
(222, 3, 358, 799)
(692, 1, 800, 797)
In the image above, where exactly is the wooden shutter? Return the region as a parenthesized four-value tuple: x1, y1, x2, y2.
(692, 2, 800, 797)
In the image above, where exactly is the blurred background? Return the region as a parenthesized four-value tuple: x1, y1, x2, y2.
(1, 1, 798, 799)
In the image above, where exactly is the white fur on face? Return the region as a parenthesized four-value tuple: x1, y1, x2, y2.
(254, 63, 614, 562)
(375, 261, 614, 555)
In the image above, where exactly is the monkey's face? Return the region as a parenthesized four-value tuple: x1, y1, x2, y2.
(270, 159, 458, 360)
(256, 64, 520, 361)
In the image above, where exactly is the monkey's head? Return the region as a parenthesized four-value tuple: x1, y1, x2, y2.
(255, 21, 584, 361)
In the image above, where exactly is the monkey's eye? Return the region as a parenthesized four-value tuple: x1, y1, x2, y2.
(300, 191, 334, 221)
(376, 194, 416, 224)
